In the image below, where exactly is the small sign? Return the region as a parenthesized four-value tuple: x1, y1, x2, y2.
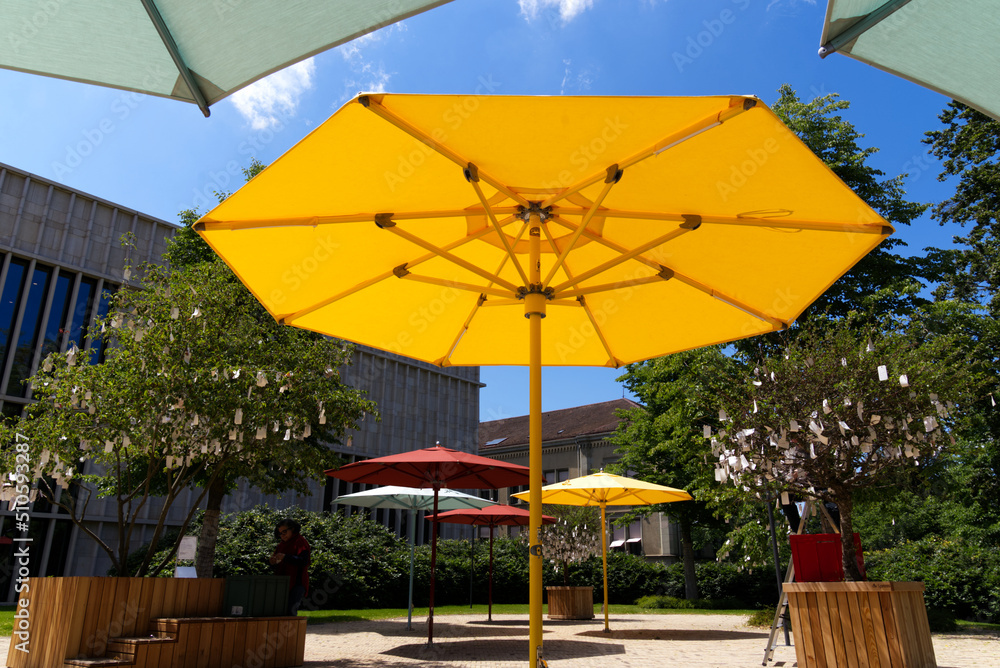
(177, 536, 198, 560)
(174, 566, 197, 578)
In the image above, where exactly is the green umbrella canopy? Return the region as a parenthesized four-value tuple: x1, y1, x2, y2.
(0, 0, 453, 116)
(819, 0, 1000, 121)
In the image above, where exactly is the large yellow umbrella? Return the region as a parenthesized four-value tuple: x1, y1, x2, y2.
(514, 471, 692, 632)
(194, 93, 891, 666)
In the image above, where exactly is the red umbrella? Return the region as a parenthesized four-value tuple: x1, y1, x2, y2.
(326, 445, 532, 642)
(427, 504, 555, 621)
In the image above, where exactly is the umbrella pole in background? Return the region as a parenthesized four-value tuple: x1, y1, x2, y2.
(469, 529, 475, 608)
(600, 502, 610, 632)
(407, 508, 417, 631)
(488, 525, 494, 621)
(429, 483, 440, 644)
(527, 213, 545, 665)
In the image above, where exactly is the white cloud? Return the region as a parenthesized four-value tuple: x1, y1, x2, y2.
(519, 0, 595, 23)
(230, 59, 316, 130)
(333, 25, 397, 108)
(559, 59, 594, 95)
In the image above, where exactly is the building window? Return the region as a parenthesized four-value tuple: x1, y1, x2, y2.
(68, 277, 96, 352)
(90, 286, 116, 364)
(0, 258, 28, 383)
(7, 265, 53, 397)
(40, 272, 72, 361)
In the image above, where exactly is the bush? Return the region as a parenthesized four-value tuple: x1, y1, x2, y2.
(745, 608, 776, 627)
(864, 536, 1000, 623)
(654, 561, 778, 608)
(635, 594, 746, 610)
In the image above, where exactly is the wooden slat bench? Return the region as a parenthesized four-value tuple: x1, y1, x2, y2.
(5, 578, 307, 668)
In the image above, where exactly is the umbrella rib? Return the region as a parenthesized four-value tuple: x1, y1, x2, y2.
(542, 171, 620, 286)
(195, 209, 500, 231)
(381, 225, 521, 293)
(139, 0, 211, 116)
(549, 226, 694, 293)
(540, 97, 757, 209)
(595, 210, 892, 234)
(436, 219, 532, 366)
(536, 223, 620, 367)
(362, 96, 530, 207)
(394, 272, 514, 299)
(558, 275, 671, 299)
(468, 172, 530, 285)
(546, 214, 789, 328)
(280, 269, 397, 323)
(578, 296, 621, 367)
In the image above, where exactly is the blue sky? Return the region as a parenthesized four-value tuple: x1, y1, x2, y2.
(0, 0, 962, 423)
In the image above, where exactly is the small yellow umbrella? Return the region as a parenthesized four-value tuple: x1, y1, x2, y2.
(514, 471, 692, 632)
(195, 93, 891, 666)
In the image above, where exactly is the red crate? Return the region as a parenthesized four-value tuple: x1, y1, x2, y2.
(789, 533, 865, 582)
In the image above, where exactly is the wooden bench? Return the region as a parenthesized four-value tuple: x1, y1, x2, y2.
(5, 578, 307, 668)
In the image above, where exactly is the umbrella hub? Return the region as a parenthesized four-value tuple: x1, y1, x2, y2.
(518, 284, 554, 318)
(517, 202, 553, 222)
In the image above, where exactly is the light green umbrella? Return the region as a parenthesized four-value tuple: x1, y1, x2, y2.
(0, 0, 453, 116)
(818, 0, 1000, 121)
(332, 484, 492, 631)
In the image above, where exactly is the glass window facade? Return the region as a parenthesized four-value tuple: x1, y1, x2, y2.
(7, 265, 54, 396)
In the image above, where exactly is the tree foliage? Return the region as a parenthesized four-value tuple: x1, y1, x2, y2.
(923, 102, 1000, 317)
(0, 244, 375, 576)
(612, 346, 735, 598)
(533, 505, 601, 586)
(713, 315, 977, 580)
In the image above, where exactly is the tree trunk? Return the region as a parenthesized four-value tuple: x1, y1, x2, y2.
(195, 476, 227, 578)
(680, 518, 699, 600)
(837, 494, 865, 582)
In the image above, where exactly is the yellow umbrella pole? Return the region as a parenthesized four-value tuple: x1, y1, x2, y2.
(601, 501, 609, 632)
(527, 213, 544, 666)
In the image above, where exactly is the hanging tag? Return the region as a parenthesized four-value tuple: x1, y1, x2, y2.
(703, 425, 712, 438)
(170, 306, 180, 320)
(870, 415, 881, 425)
(283, 429, 291, 441)
(256, 426, 267, 440)
(719, 409, 728, 422)
(822, 399, 831, 414)
(191, 307, 201, 318)
(303, 424, 311, 438)
(234, 408, 243, 425)
(232, 368, 241, 379)
(753, 400, 758, 414)
(104, 441, 114, 453)
(789, 419, 800, 432)
(866, 340, 874, 352)
(229, 429, 238, 440)
(923, 416, 938, 432)
(877, 365, 889, 381)
(781, 492, 789, 505)
(256, 371, 268, 387)
(899, 374, 909, 387)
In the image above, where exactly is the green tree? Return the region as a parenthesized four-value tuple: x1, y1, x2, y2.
(715, 314, 976, 581)
(923, 102, 1000, 317)
(1, 247, 375, 576)
(612, 347, 735, 598)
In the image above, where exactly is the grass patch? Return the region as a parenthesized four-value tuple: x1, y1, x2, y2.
(955, 619, 1000, 635)
(297, 603, 758, 626)
(0, 606, 15, 637)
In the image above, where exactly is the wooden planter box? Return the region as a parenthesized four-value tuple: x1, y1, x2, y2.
(5, 577, 306, 668)
(784, 581, 936, 668)
(545, 586, 594, 620)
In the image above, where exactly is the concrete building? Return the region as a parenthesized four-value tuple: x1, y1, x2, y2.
(478, 398, 685, 562)
(0, 162, 481, 601)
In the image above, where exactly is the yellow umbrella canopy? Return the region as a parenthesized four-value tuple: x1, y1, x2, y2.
(514, 471, 692, 632)
(196, 93, 891, 665)
(514, 470, 692, 507)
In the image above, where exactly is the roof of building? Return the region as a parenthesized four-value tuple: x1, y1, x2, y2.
(478, 398, 641, 450)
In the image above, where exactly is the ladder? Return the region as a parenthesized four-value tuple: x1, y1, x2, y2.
(762, 500, 841, 665)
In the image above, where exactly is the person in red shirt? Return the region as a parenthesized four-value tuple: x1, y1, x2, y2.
(269, 519, 311, 615)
